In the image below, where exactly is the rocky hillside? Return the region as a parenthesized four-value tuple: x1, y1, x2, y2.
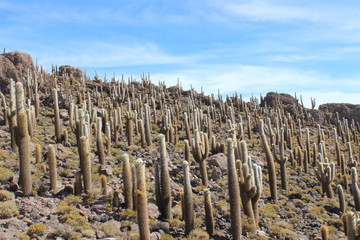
(0, 51, 359, 240)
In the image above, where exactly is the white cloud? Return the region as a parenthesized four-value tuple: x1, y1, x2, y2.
(33, 42, 201, 69)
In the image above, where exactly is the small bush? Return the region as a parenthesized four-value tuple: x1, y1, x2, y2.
(15, 233, 30, 240)
(27, 223, 46, 238)
(53, 224, 73, 239)
(0, 201, 19, 218)
(0, 190, 15, 201)
(0, 168, 13, 181)
(99, 223, 121, 237)
(188, 228, 210, 240)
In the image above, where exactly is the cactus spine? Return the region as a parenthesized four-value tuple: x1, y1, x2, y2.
(227, 138, 242, 240)
(47, 144, 57, 191)
(259, 119, 278, 200)
(135, 159, 150, 240)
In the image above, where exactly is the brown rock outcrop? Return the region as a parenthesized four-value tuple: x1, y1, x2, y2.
(0, 51, 34, 92)
(319, 103, 360, 123)
(59, 65, 83, 79)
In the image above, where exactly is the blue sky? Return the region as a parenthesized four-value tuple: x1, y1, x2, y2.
(1, 0, 360, 107)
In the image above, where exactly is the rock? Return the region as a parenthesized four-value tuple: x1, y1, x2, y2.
(150, 232, 162, 240)
(98, 165, 113, 176)
(319, 103, 360, 123)
(131, 223, 139, 233)
(207, 153, 227, 170)
(288, 193, 302, 200)
(148, 201, 161, 219)
(59, 65, 83, 79)
(150, 221, 170, 234)
(261, 92, 298, 108)
(96, 230, 107, 239)
(0, 51, 35, 92)
(104, 219, 121, 230)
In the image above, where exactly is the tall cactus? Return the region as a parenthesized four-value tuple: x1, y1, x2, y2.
(183, 160, 194, 235)
(204, 188, 214, 236)
(47, 144, 57, 191)
(272, 127, 288, 192)
(158, 134, 172, 219)
(135, 159, 150, 240)
(18, 111, 32, 196)
(191, 130, 209, 187)
(96, 117, 105, 165)
(315, 154, 335, 198)
(125, 111, 135, 146)
(122, 154, 133, 209)
(259, 119, 277, 200)
(227, 138, 242, 240)
(53, 88, 62, 143)
(79, 136, 92, 193)
(351, 167, 360, 211)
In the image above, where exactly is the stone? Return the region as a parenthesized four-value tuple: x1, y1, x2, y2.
(59, 65, 83, 79)
(148, 201, 161, 219)
(319, 103, 360, 124)
(207, 153, 227, 170)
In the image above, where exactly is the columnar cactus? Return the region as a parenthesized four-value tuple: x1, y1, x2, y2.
(320, 225, 329, 240)
(272, 127, 288, 192)
(35, 143, 42, 163)
(74, 172, 82, 196)
(158, 134, 172, 219)
(47, 144, 57, 191)
(351, 167, 360, 211)
(96, 117, 105, 165)
(346, 211, 359, 240)
(125, 111, 135, 146)
(259, 119, 278, 200)
(227, 138, 242, 240)
(121, 154, 133, 209)
(337, 184, 346, 213)
(183, 160, 194, 235)
(79, 136, 92, 193)
(191, 130, 209, 187)
(144, 104, 152, 146)
(18, 111, 32, 196)
(53, 88, 62, 143)
(238, 141, 263, 230)
(135, 159, 150, 240)
(315, 154, 335, 198)
(204, 188, 214, 236)
(184, 140, 191, 163)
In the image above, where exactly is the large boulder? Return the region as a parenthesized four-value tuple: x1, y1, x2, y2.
(59, 65, 83, 79)
(0, 51, 34, 92)
(319, 103, 360, 123)
(261, 92, 298, 108)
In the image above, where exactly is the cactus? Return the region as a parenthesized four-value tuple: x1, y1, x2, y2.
(74, 172, 82, 196)
(121, 154, 133, 209)
(138, 119, 146, 148)
(158, 134, 172, 219)
(35, 144, 42, 163)
(134, 159, 150, 240)
(101, 174, 108, 196)
(204, 188, 214, 236)
(346, 211, 358, 240)
(227, 138, 242, 240)
(259, 119, 277, 200)
(184, 140, 191, 163)
(315, 154, 335, 198)
(18, 111, 32, 196)
(320, 225, 329, 240)
(351, 167, 360, 211)
(96, 117, 106, 165)
(47, 145, 57, 191)
(183, 160, 194, 235)
(79, 136, 92, 194)
(144, 104, 152, 146)
(272, 127, 288, 192)
(53, 88, 62, 143)
(191, 130, 209, 187)
(337, 184, 346, 214)
(125, 111, 135, 146)
(238, 140, 263, 230)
